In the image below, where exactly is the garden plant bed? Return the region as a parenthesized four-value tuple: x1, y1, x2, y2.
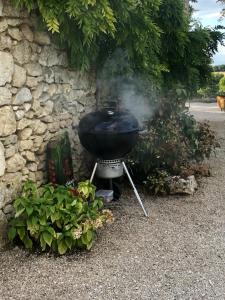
(0, 106, 225, 299)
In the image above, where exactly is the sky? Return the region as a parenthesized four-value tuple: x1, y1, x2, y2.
(193, 0, 225, 65)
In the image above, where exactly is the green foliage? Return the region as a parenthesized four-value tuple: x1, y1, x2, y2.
(213, 65, 225, 72)
(197, 72, 224, 98)
(219, 76, 225, 93)
(12, 0, 223, 91)
(13, 0, 161, 72)
(144, 169, 169, 195)
(128, 110, 217, 194)
(8, 180, 114, 254)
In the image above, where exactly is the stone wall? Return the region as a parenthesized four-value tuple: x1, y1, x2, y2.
(0, 0, 96, 246)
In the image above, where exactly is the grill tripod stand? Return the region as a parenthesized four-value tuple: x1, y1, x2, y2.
(90, 161, 148, 217)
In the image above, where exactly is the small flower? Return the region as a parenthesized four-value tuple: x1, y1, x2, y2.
(93, 218, 103, 229)
(102, 209, 114, 224)
(71, 227, 82, 240)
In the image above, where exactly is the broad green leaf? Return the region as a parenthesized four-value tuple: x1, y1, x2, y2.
(58, 240, 68, 255)
(39, 216, 47, 226)
(45, 227, 56, 237)
(40, 234, 46, 251)
(8, 227, 16, 241)
(15, 208, 25, 218)
(86, 230, 93, 243)
(86, 240, 93, 250)
(65, 237, 73, 250)
(17, 227, 25, 240)
(23, 236, 33, 249)
(26, 207, 33, 216)
(43, 232, 53, 247)
(76, 202, 83, 214)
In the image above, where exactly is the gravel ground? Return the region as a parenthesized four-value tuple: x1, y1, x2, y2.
(1, 103, 225, 300)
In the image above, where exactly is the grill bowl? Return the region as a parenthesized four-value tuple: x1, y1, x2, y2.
(78, 110, 139, 159)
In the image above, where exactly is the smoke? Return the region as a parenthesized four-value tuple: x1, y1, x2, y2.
(97, 49, 158, 126)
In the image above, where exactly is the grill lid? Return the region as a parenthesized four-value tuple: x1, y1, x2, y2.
(79, 110, 139, 134)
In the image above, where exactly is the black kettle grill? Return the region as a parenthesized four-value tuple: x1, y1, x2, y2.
(78, 109, 148, 217)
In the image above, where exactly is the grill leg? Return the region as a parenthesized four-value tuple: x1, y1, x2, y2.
(122, 162, 149, 217)
(90, 162, 98, 183)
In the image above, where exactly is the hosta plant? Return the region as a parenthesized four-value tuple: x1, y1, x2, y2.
(8, 180, 114, 254)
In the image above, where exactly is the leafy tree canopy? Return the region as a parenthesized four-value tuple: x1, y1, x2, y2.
(12, 0, 224, 94)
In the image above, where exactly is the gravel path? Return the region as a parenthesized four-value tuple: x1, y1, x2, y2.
(1, 103, 225, 300)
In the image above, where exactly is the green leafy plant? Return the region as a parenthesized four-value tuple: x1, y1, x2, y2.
(8, 180, 114, 254)
(128, 109, 218, 194)
(144, 169, 170, 195)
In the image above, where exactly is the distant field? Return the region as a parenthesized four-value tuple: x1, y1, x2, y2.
(212, 71, 225, 76)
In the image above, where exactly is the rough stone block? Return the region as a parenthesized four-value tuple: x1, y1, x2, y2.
(12, 64, 26, 87)
(13, 87, 32, 105)
(0, 87, 12, 106)
(34, 31, 50, 45)
(0, 106, 16, 137)
(6, 153, 26, 172)
(0, 141, 5, 176)
(0, 51, 14, 86)
(20, 24, 33, 42)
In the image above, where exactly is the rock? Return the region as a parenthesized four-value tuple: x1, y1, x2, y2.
(0, 34, 12, 51)
(17, 118, 32, 130)
(3, 204, 13, 214)
(33, 136, 43, 149)
(0, 106, 16, 137)
(34, 31, 50, 45)
(54, 68, 70, 83)
(32, 84, 44, 100)
(2, 134, 17, 146)
(25, 63, 42, 77)
(37, 100, 54, 117)
(23, 151, 35, 162)
(5, 144, 17, 159)
(48, 122, 60, 133)
(20, 24, 33, 42)
(31, 120, 47, 135)
(2, 0, 20, 17)
(8, 28, 22, 41)
(13, 40, 31, 64)
(26, 76, 43, 88)
(18, 128, 32, 140)
(15, 110, 25, 120)
(36, 171, 44, 181)
(27, 162, 37, 172)
(11, 87, 18, 95)
(25, 111, 34, 119)
(0, 210, 7, 248)
(24, 103, 31, 112)
(39, 93, 50, 103)
(39, 46, 65, 67)
(6, 153, 26, 172)
(28, 172, 36, 181)
(0, 141, 5, 176)
(168, 175, 198, 195)
(0, 87, 12, 106)
(7, 18, 23, 27)
(19, 140, 33, 151)
(22, 167, 29, 175)
(0, 51, 14, 86)
(41, 115, 54, 123)
(0, 0, 3, 16)
(12, 65, 26, 87)
(43, 67, 55, 83)
(0, 19, 8, 33)
(13, 87, 32, 105)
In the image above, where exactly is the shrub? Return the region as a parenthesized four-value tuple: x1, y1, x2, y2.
(8, 180, 113, 254)
(128, 111, 217, 194)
